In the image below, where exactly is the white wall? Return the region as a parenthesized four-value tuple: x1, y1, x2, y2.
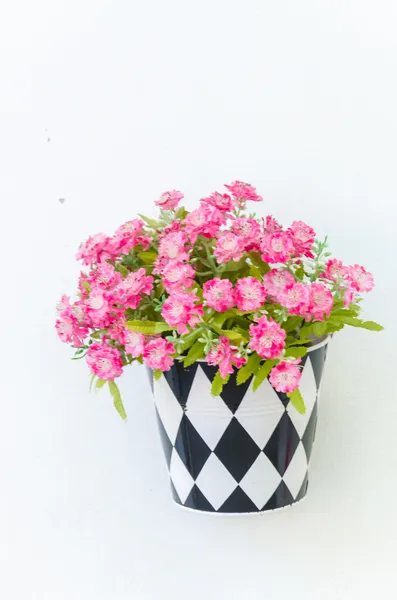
(1, 1, 396, 598)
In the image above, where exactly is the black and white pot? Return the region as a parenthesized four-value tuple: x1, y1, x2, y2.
(149, 338, 329, 515)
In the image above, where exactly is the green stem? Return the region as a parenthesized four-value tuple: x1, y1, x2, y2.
(196, 270, 215, 277)
(202, 241, 218, 275)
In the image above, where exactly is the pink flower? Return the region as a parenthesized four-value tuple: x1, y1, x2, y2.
(305, 282, 334, 321)
(86, 341, 123, 380)
(263, 215, 282, 235)
(277, 282, 310, 315)
(161, 290, 203, 334)
(162, 260, 196, 293)
(224, 181, 263, 203)
(343, 288, 355, 307)
(347, 264, 374, 293)
(323, 258, 348, 282)
(143, 338, 175, 371)
(249, 315, 286, 359)
(235, 277, 266, 312)
(214, 232, 245, 264)
(201, 192, 234, 212)
(84, 290, 113, 328)
(263, 269, 295, 297)
(87, 263, 122, 291)
(261, 232, 294, 264)
(56, 294, 71, 316)
(184, 205, 225, 244)
(156, 190, 184, 210)
(232, 218, 261, 250)
(288, 221, 316, 258)
(207, 336, 246, 379)
(115, 268, 153, 309)
(107, 318, 128, 344)
(158, 231, 189, 262)
(203, 278, 235, 312)
(270, 359, 302, 393)
(111, 219, 151, 255)
(76, 233, 112, 266)
(55, 311, 89, 347)
(124, 331, 146, 358)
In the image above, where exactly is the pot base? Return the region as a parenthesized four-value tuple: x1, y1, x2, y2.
(173, 493, 308, 516)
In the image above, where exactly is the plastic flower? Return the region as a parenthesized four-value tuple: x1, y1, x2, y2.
(201, 192, 234, 212)
(111, 219, 151, 255)
(184, 205, 226, 244)
(76, 233, 112, 266)
(270, 359, 302, 393)
(55, 312, 88, 347)
(261, 232, 294, 264)
(263, 215, 282, 234)
(235, 277, 266, 312)
(156, 190, 184, 210)
(162, 260, 196, 292)
(288, 221, 316, 257)
(158, 230, 189, 262)
(323, 258, 347, 282)
(87, 262, 122, 291)
(277, 282, 310, 315)
(115, 268, 153, 309)
(203, 278, 235, 312)
(84, 291, 113, 328)
(124, 331, 146, 358)
(263, 269, 295, 297)
(305, 282, 334, 321)
(249, 315, 286, 359)
(214, 232, 244, 264)
(347, 264, 374, 293)
(161, 290, 203, 334)
(224, 181, 263, 203)
(206, 336, 246, 379)
(232, 217, 261, 250)
(86, 342, 124, 380)
(143, 338, 175, 371)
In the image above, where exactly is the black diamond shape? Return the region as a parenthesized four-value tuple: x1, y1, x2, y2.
(213, 417, 261, 482)
(163, 362, 199, 407)
(154, 408, 173, 468)
(263, 412, 300, 476)
(200, 363, 252, 413)
(308, 345, 327, 391)
(184, 485, 215, 512)
(301, 402, 318, 462)
(295, 471, 309, 502)
(170, 479, 181, 504)
(218, 486, 258, 513)
(262, 480, 294, 510)
(271, 355, 308, 408)
(174, 414, 211, 479)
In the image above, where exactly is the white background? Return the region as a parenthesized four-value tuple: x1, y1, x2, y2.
(1, 1, 396, 598)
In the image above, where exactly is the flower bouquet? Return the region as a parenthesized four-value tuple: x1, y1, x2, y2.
(56, 181, 382, 513)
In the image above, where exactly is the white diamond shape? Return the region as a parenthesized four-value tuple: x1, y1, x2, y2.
(235, 380, 285, 449)
(153, 375, 184, 444)
(185, 366, 233, 450)
(283, 442, 308, 500)
(287, 358, 317, 438)
(195, 454, 238, 510)
(169, 448, 194, 503)
(239, 453, 282, 509)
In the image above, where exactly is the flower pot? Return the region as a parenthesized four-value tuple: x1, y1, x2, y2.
(149, 338, 329, 515)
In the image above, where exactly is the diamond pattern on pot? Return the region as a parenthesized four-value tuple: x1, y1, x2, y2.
(263, 411, 300, 476)
(239, 452, 282, 509)
(174, 414, 212, 479)
(213, 417, 261, 482)
(282, 441, 308, 500)
(169, 448, 194, 504)
(195, 453, 238, 510)
(235, 379, 285, 449)
(185, 366, 233, 450)
(286, 356, 318, 438)
(153, 375, 184, 444)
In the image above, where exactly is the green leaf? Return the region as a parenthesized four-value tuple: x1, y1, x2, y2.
(222, 257, 248, 272)
(253, 359, 278, 391)
(179, 329, 203, 353)
(313, 321, 327, 337)
(236, 353, 261, 385)
(211, 370, 230, 396)
(287, 388, 306, 415)
(285, 316, 304, 333)
(95, 378, 107, 389)
(175, 206, 189, 220)
(219, 330, 245, 344)
(332, 315, 384, 331)
(153, 369, 162, 381)
(249, 265, 262, 280)
(138, 214, 159, 228)
(138, 251, 157, 264)
(211, 309, 244, 328)
(89, 373, 96, 393)
(108, 381, 127, 420)
(183, 341, 205, 367)
(127, 320, 172, 334)
(360, 320, 384, 331)
(248, 251, 271, 275)
(300, 324, 313, 339)
(285, 346, 308, 358)
(115, 264, 129, 277)
(90, 330, 102, 339)
(82, 280, 91, 294)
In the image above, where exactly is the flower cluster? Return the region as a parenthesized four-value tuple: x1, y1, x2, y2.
(56, 181, 380, 418)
